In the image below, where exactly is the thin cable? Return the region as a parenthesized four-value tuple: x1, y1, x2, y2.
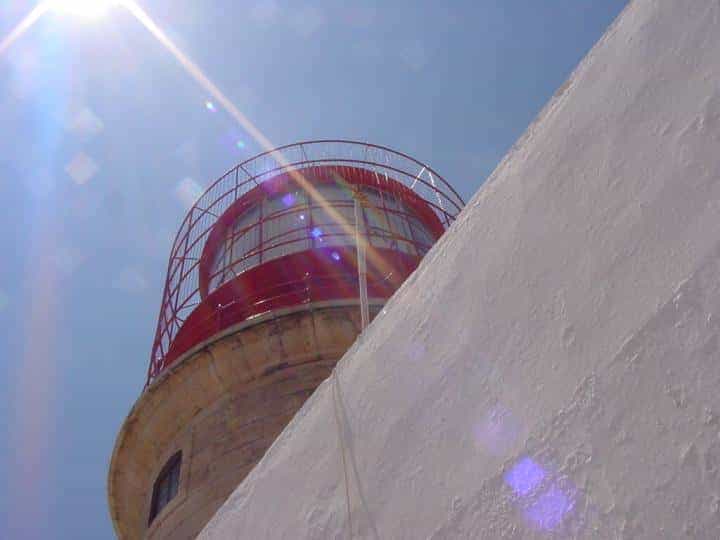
(332, 370, 353, 539)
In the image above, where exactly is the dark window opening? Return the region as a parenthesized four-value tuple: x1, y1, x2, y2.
(149, 451, 182, 524)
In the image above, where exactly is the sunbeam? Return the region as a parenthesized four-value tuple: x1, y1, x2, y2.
(123, 1, 392, 275)
(51, 0, 125, 19)
(0, 2, 52, 56)
(0, 0, 392, 278)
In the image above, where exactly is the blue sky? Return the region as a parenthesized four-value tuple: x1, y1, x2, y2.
(0, 1, 627, 537)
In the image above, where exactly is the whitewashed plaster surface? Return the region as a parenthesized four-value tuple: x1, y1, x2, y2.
(200, 0, 720, 537)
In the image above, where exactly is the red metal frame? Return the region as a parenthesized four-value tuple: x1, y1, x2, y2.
(197, 165, 445, 298)
(147, 141, 464, 384)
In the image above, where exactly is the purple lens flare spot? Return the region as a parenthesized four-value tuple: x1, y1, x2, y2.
(524, 484, 575, 530)
(282, 193, 295, 207)
(505, 457, 546, 497)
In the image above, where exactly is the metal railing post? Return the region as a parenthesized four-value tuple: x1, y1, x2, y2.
(353, 190, 369, 331)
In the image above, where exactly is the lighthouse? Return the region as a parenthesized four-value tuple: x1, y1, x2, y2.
(107, 140, 463, 539)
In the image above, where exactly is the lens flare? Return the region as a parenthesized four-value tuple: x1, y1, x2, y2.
(51, 0, 124, 19)
(281, 193, 295, 207)
(0, 0, 395, 288)
(0, 2, 52, 56)
(123, 1, 393, 277)
(175, 177, 204, 210)
(505, 457, 546, 497)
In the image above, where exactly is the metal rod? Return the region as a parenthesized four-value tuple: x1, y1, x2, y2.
(354, 191, 369, 330)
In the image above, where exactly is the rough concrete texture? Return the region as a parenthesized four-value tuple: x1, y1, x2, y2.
(199, 1, 720, 538)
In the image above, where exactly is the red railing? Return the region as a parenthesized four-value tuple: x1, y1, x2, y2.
(148, 141, 464, 384)
(162, 247, 422, 369)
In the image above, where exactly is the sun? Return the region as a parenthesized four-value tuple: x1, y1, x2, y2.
(51, 0, 125, 19)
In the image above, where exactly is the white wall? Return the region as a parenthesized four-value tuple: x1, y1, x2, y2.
(200, 0, 720, 537)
